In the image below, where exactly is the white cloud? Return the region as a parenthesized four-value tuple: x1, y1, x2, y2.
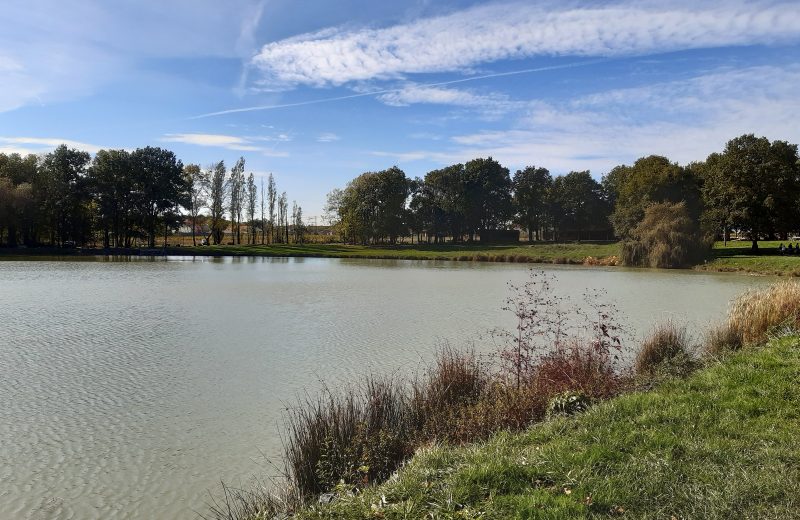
(161, 133, 290, 157)
(379, 84, 517, 110)
(370, 64, 800, 174)
(317, 133, 341, 143)
(251, 1, 800, 88)
(0, 137, 105, 155)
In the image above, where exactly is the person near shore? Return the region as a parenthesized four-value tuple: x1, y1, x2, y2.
(788, 244, 794, 254)
(779, 243, 785, 254)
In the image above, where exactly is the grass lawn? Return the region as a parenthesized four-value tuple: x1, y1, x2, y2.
(163, 241, 620, 264)
(298, 335, 800, 519)
(701, 241, 800, 276)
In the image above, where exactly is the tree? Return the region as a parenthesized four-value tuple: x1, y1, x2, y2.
(417, 164, 467, 242)
(550, 171, 610, 241)
(208, 161, 227, 245)
(246, 172, 257, 244)
(702, 134, 800, 250)
(39, 145, 92, 246)
(260, 177, 266, 245)
(0, 152, 39, 246)
(608, 155, 701, 240)
(462, 157, 513, 240)
(88, 149, 134, 247)
(621, 202, 708, 268)
(292, 201, 306, 243)
(512, 166, 552, 241)
(267, 173, 277, 243)
(277, 192, 288, 243)
(129, 147, 189, 248)
(184, 163, 209, 246)
(334, 167, 410, 244)
(228, 157, 246, 244)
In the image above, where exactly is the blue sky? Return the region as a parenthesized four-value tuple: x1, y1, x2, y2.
(1, 0, 799, 218)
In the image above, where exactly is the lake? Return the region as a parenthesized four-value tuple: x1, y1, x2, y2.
(0, 256, 773, 519)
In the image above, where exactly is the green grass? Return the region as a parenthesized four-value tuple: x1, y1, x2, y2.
(297, 336, 800, 519)
(163, 241, 620, 264)
(700, 241, 800, 276)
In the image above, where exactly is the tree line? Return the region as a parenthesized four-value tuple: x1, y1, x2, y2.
(2, 134, 798, 255)
(326, 160, 613, 245)
(0, 145, 305, 248)
(326, 134, 800, 255)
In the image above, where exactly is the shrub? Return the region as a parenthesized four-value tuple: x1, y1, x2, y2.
(621, 202, 710, 268)
(534, 342, 624, 399)
(284, 377, 411, 496)
(727, 281, 800, 345)
(704, 321, 743, 356)
(634, 321, 692, 374)
(410, 347, 487, 439)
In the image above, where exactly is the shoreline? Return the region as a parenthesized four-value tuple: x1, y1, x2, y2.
(3, 242, 800, 276)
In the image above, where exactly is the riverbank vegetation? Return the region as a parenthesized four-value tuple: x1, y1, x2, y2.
(171, 241, 620, 264)
(204, 278, 800, 520)
(3, 133, 799, 271)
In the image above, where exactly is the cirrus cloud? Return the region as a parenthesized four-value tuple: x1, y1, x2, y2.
(161, 133, 290, 157)
(251, 1, 800, 89)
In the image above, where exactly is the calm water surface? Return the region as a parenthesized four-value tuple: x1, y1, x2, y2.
(0, 256, 773, 519)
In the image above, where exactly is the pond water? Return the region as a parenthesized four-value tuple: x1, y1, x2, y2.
(0, 256, 773, 519)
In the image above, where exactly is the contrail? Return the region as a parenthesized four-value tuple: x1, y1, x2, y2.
(190, 59, 607, 119)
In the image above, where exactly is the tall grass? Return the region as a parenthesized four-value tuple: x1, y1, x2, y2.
(634, 320, 692, 374)
(727, 280, 800, 345)
(283, 376, 411, 496)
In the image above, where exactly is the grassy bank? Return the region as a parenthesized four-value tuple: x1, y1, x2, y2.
(8, 240, 800, 276)
(300, 334, 800, 519)
(0, 242, 620, 264)
(170, 242, 620, 264)
(699, 240, 800, 276)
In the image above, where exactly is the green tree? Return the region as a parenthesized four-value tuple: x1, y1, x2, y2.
(702, 134, 800, 250)
(413, 164, 467, 242)
(550, 171, 610, 241)
(335, 167, 410, 244)
(267, 173, 277, 243)
(208, 161, 227, 245)
(130, 147, 189, 248)
(512, 166, 552, 241)
(621, 201, 708, 268)
(39, 145, 92, 246)
(184, 163, 209, 246)
(89, 149, 134, 247)
(463, 157, 512, 241)
(228, 157, 246, 244)
(246, 172, 257, 244)
(0, 153, 39, 246)
(609, 155, 701, 240)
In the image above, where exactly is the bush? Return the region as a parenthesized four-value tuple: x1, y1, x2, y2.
(635, 321, 692, 374)
(284, 377, 411, 496)
(410, 347, 488, 441)
(621, 202, 710, 268)
(534, 342, 624, 399)
(704, 322, 744, 356)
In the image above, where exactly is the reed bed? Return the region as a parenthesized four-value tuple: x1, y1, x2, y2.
(727, 280, 800, 345)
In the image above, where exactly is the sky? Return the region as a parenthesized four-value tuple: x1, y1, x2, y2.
(1, 0, 799, 218)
